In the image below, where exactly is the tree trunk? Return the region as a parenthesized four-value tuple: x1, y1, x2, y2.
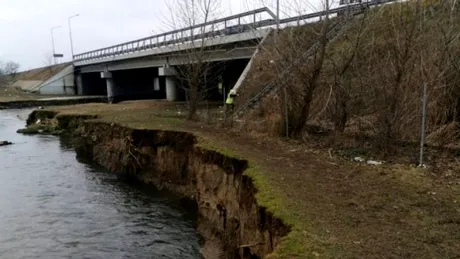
(291, 87, 315, 137)
(187, 86, 199, 120)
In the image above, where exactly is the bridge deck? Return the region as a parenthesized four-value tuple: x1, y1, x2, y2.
(73, 0, 395, 67)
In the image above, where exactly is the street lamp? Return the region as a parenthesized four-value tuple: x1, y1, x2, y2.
(68, 14, 80, 61)
(51, 26, 62, 65)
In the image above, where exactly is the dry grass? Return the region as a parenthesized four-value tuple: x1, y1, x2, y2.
(236, 1, 460, 155)
(0, 87, 41, 102)
(0, 87, 80, 103)
(43, 100, 460, 259)
(15, 63, 69, 81)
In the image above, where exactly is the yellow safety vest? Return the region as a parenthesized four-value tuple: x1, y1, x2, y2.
(226, 95, 234, 105)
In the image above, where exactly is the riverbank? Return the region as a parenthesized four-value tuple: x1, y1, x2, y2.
(21, 101, 460, 259)
(0, 109, 201, 258)
(0, 87, 106, 109)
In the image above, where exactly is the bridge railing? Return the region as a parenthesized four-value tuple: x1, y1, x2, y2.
(73, 0, 395, 64)
(73, 8, 277, 63)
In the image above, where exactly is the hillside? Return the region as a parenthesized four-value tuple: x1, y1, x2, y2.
(234, 0, 460, 158)
(15, 63, 70, 81)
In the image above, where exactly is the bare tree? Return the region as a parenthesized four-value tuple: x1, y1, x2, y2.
(324, 14, 367, 133)
(259, 0, 337, 137)
(235, 0, 460, 155)
(0, 61, 20, 86)
(0, 63, 5, 87)
(41, 52, 58, 75)
(2, 61, 20, 79)
(165, 0, 225, 120)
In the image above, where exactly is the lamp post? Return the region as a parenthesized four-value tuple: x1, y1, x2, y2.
(51, 26, 62, 65)
(68, 14, 80, 61)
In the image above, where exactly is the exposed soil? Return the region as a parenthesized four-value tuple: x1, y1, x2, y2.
(187, 123, 460, 259)
(26, 107, 290, 259)
(26, 100, 460, 259)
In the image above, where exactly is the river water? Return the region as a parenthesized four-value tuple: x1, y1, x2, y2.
(0, 109, 201, 259)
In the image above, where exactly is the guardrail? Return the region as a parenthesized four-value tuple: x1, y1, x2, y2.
(73, 0, 395, 64)
(73, 8, 277, 62)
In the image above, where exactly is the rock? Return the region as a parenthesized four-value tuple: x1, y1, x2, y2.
(17, 124, 59, 135)
(17, 125, 46, 135)
(353, 156, 365, 162)
(367, 160, 383, 166)
(17, 127, 39, 135)
(0, 141, 12, 147)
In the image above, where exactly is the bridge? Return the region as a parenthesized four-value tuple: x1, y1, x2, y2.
(73, 0, 394, 103)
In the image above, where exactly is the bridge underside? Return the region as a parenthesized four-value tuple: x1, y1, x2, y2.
(75, 34, 262, 103)
(77, 39, 259, 74)
(76, 59, 250, 103)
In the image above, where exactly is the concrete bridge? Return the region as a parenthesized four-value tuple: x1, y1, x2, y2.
(72, 0, 394, 103)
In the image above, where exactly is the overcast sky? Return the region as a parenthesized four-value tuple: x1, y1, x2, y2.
(0, 0, 331, 70)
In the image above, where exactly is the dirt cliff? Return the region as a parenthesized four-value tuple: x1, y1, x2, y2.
(29, 110, 290, 259)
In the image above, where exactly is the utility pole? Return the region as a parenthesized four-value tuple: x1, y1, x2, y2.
(68, 14, 80, 61)
(51, 26, 62, 65)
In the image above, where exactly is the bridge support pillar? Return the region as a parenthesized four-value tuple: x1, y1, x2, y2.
(101, 71, 115, 103)
(159, 66, 178, 102)
(165, 77, 177, 101)
(76, 74, 83, 95)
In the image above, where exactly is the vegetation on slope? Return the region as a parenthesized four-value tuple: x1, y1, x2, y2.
(236, 0, 460, 156)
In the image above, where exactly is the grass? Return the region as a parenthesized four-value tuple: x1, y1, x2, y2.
(41, 100, 460, 259)
(0, 87, 74, 103)
(0, 87, 38, 102)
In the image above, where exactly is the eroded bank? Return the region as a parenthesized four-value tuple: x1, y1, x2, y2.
(25, 110, 290, 259)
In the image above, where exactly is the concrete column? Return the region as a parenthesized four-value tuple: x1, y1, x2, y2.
(76, 74, 83, 95)
(159, 66, 178, 102)
(153, 77, 160, 91)
(165, 77, 177, 101)
(106, 78, 116, 103)
(101, 71, 115, 103)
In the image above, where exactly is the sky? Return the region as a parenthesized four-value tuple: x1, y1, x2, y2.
(0, 0, 331, 70)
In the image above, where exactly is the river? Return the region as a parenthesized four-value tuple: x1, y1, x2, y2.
(0, 109, 201, 259)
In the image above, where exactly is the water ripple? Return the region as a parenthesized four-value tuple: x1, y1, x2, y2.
(0, 110, 200, 259)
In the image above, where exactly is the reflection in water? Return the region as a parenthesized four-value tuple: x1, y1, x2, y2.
(0, 110, 200, 259)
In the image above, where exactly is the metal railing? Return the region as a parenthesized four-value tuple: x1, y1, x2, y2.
(278, 0, 396, 24)
(73, 0, 395, 64)
(73, 8, 277, 62)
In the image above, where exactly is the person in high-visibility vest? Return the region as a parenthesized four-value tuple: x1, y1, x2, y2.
(226, 89, 237, 112)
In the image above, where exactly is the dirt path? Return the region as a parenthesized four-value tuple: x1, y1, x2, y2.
(184, 123, 460, 259)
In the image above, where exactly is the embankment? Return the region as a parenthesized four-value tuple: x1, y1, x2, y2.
(0, 97, 107, 109)
(27, 110, 290, 259)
